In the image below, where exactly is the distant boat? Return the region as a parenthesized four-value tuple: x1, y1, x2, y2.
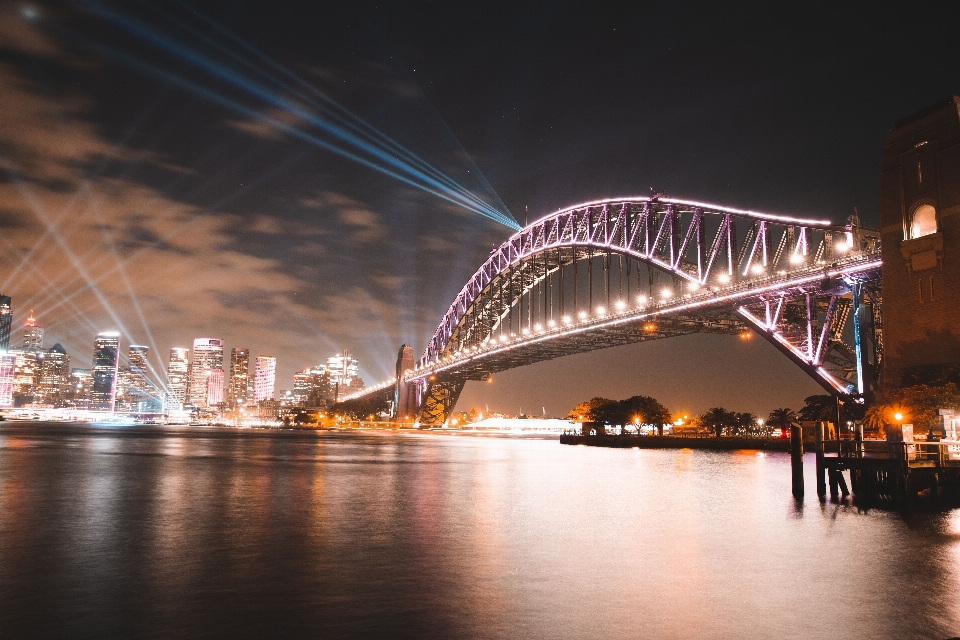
(91, 415, 138, 426)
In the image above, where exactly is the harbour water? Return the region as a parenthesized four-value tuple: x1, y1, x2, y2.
(1, 422, 959, 639)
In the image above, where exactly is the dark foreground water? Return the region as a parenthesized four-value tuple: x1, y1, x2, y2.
(1, 423, 959, 639)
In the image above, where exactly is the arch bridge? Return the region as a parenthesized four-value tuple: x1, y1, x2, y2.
(337, 197, 882, 426)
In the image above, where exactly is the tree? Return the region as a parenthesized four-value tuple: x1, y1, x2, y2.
(702, 407, 734, 438)
(734, 412, 758, 436)
(567, 397, 615, 422)
(884, 383, 960, 435)
(798, 395, 835, 422)
(862, 404, 890, 438)
(767, 408, 798, 435)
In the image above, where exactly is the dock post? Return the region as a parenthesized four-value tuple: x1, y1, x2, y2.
(791, 425, 804, 499)
(815, 421, 826, 498)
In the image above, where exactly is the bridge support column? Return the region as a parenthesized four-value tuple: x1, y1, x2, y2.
(416, 379, 465, 428)
(815, 421, 826, 498)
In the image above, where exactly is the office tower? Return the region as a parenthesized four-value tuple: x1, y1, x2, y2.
(292, 368, 312, 406)
(207, 368, 224, 406)
(309, 366, 333, 406)
(187, 338, 223, 408)
(167, 347, 189, 409)
(128, 345, 149, 391)
(0, 352, 14, 407)
(22, 310, 43, 350)
(227, 348, 250, 407)
(253, 356, 276, 403)
(0, 294, 10, 352)
(91, 332, 121, 412)
(11, 348, 40, 406)
(37, 343, 70, 405)
(326, 351, 359, 387)
(68, 368, 91, 409)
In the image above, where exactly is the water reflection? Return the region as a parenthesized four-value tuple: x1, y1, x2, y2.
(0, 422, 958, 639)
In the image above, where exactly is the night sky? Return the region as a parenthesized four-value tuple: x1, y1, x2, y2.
(2, 1, 959, 417)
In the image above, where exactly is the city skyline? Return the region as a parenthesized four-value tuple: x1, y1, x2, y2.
(1, 3, 959, 416)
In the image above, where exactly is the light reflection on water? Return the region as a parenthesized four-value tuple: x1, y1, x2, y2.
(0, 422, 958, 639)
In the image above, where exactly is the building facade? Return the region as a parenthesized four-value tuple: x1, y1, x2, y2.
(36, 343, 70, 406)
(0, 353, 14, 407)
(91, 332, 121, 412)
(22, 310, 42, 350)
(0, 294, 11, 352)
(253, 356, 276, 403)
(227, 347, 250, 408)
(879, 97, 960, 387)
(167, 347, 189, 409)
(187, 338, 223, 408)
(207, 368, 225, 406)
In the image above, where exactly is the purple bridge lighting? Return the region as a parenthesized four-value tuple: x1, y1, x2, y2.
(338, 196, 882, 427)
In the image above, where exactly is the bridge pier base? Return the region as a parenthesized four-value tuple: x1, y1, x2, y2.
(791, 425, 804, 499)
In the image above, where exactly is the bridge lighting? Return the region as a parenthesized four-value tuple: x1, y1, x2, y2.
(548, 319, 557, 328)
(579, 310, 588, 319)
(499, 335, 508, 343)
(562, 315, 572, 324)
(660, 289, 672, 298)
(535, 323, 543, 332)
(688, 282, 700, 291)
(522, 327, 530, 335)
(751, 264, 764, 275)
(836, 242, 851, 252)
(643, 322, 657, 332)
(718, 273, 731, 284)
(790, 254, 803, 264)
(637, 295, 647, 305)
(615, 300, 626, 310)
(596, 306, 606, 316)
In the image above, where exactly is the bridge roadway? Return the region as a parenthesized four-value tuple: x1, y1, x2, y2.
(336, 196, 883, 426)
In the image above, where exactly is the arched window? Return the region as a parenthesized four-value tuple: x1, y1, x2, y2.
(911, 204, 937, 239)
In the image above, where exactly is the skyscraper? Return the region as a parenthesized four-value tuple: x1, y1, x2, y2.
(326, 351, 359, 387)
(292, 368, 312, 406)
(207, 368, 225, 406)
(0, 295, 11, 352)
(37, 343, 70, 406)
(187, 338, 223, 408)
(91, 332, 121, 412)
(23, 310, 42, 350)
(0, 352, 14, 407)
(228, 348, 250, 407)
(253, 356, 276, 403)
(167, 347, 189, 409)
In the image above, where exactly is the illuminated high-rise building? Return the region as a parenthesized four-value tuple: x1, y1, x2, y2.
(0, 294, 11, 352)
(23, 310, 42, 350)
(12, 350, 39, 400)
(207, 368, 225, 406)
(187, 338, 223, 408)
(37, 343, 70, 406)
(167, 347, 189, 409)
(91, 332, 121, 412)
(253, 356, 276, 403)
(128, 345, 149, 387)
(0, 352, 14, 407)
(227, 348, 250, 407)
(292, 368, 312, 406)
(326, 351, 359, 387)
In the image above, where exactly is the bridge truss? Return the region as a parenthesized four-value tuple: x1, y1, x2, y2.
(337, 197, 882, 426)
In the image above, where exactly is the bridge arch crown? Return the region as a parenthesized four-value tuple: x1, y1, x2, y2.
(421, 197, 875, 365)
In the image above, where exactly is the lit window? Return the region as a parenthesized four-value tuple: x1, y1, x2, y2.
(911, 204, 937, 239)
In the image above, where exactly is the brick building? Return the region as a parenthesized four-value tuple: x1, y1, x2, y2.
(880, 97, 960, 387)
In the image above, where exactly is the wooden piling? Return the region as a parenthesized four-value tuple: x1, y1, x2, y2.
(815, 421, 826, 497)
(791, 425, 804, 498)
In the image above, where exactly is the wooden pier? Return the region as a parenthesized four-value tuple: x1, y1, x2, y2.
(808, 423, 960, 505)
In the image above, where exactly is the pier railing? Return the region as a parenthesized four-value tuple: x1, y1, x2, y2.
(835, 439, 960, 466)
